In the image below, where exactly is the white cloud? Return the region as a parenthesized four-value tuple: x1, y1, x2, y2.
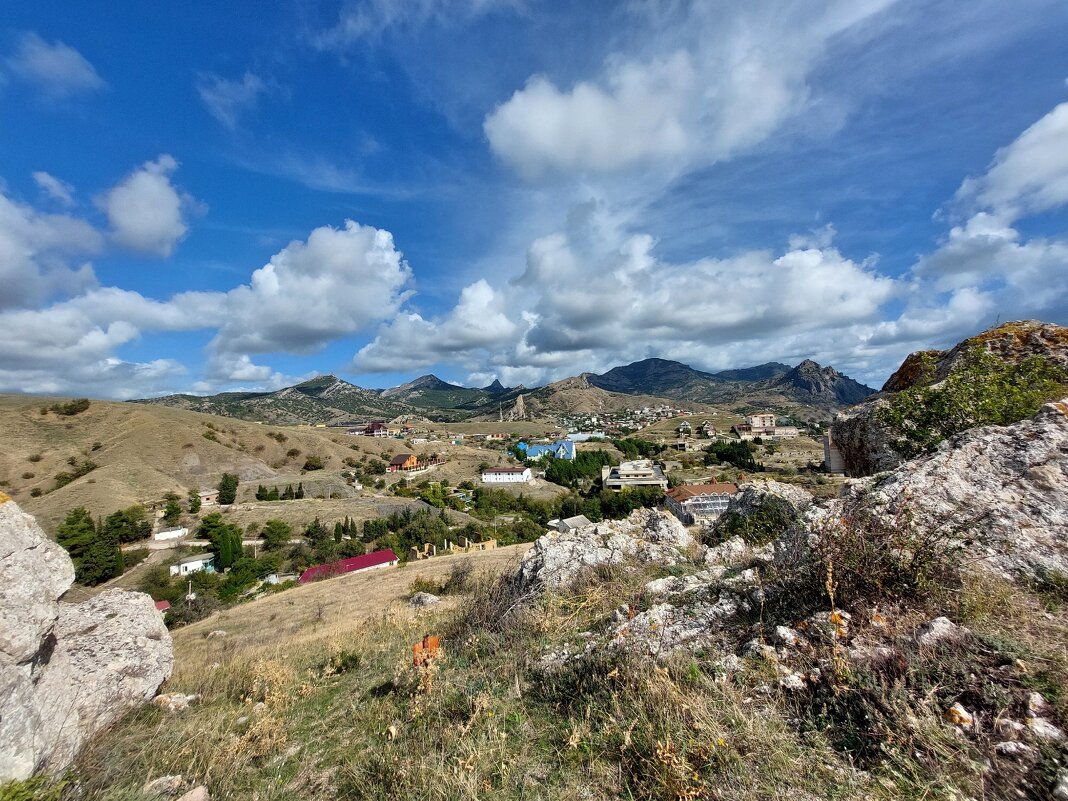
(355, 202, 899, 379)
(0, 189, 101, 310)
(954, 102, 1068, 221)
(6, 32, 106, 99)
(484, 1, 896, 177)
(99, 155, 199, 257)
(211, 220, 413, 355)
(196, 71, 268, 129)
(315, 0, 519, 47)
(32, 171, 75, 206)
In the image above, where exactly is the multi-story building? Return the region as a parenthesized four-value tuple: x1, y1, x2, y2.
(664, 482, 739, 525)
(601, 460, 669, 491)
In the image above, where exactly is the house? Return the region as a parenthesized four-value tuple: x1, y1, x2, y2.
(198, 489, 219, 505)
(676, 421, 692, 436)
(732, 412, 800, 441)
(169, 553, 216, 577)
(547, 514, 594, 532)
(701, 421, 716, 437)
(601, 460, 669, 491)
(823, 432, 846, 474)
(664, 482, 739, 525)
(355, 421, 389, 437)
(154, 526, 188, 541)
(484, 432, 508, 442)
(481, 466, 532, 484)
(388, 453, 418, 472)
(521, 439, 576, 461)
(298, 548, 400, 584)
(154, 600, 170, 613)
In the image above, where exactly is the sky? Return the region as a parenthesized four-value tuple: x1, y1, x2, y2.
(1, 0, 1067, 399)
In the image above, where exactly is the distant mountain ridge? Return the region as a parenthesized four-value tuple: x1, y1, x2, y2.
(134, 357, 875, 424)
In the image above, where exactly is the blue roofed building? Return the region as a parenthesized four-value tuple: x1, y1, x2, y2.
(519, 439, 576, 461)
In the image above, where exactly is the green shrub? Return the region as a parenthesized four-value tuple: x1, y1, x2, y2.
(49, 398, 90, 416)
(877, 347, 1067, 459)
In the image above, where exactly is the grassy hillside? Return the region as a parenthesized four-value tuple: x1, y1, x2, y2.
(0, 395, 558, 536)
(60, 530, 1068, 800)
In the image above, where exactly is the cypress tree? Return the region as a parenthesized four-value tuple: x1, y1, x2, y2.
(295, 482, 305, 499)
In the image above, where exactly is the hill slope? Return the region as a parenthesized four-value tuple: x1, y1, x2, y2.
(134, 375, 418, 424)
(586, 357, 875, 413)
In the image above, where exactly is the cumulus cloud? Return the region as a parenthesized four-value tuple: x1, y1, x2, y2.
(210, 219, 413, 355)
(6, 32, 106, 99)
(32, 171, 75, 206)
(0, 189, 101, 309)
(954, 101, 1068, 221)
(0, 217, 414, 397)
(99, 155, 199, 257)
(196, 71, 268, 129)
(355, 202, 899, 380)
(484, 0, 895, 177)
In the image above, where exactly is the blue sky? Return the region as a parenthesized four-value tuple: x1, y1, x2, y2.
(2, 0, 1067, 398)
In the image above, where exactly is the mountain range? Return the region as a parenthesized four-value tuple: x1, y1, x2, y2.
(133, 357, 876, 424)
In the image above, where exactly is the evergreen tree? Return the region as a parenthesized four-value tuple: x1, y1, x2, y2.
(217, 473, 239, 505)
(267, 487, 280, 501)
(161, 493, 182, 526)
(255, 485, 267, 501)
(333, 521, 344, 543)
(56, 507, 123, 585)
(295, 482, 305, 499)
(261, 519, 292, 550)
(101, 506, 151, 544)
(282, 484, 294, 500)
(187, 488, 202, 514)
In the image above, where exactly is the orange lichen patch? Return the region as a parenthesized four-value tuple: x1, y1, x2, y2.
(0, 491, 10, 504)
(1054, 402, 1068, 417)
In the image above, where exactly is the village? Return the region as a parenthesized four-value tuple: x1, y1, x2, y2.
(74, 406, 836, 627)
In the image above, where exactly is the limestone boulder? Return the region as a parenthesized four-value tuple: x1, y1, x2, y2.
(0, 495, 173, 781)
(0, 495, 75, 664)
(518, 508, 694, 590)
(838, 398, 1068, 582)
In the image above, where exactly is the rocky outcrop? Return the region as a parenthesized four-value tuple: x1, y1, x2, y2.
(518, 508, 694, 590)
(883, 320, 1068, 392)
(0, 494, 173, 781)
(837, 398, 1068, 582)
(831, 320, 1068, 477)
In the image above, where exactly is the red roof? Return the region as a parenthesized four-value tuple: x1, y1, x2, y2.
(298, 549, 399, 584)
(666, 482, 739, 502)
(154, 600, 171, 611)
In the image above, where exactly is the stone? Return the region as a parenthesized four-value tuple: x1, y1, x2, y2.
(994, 741, 1035, 759)
(838, 399, 1068, 582)
(946, 703, 974, 728)
(518, 509, 694, 590)
(153, 692, 197, 712)
(773, 626, 803, 648)
(143, 775, 186, 796)
(994, 718, 1027, 740)
(1053, 770, 1068, 801)
(916, 617, 967, 647)
(408, 592, 440, 607)
(831, 321, 1068, 477)
(0, 497, 173, 781)
(1027, 716, 1065, 741)
(1028, 691, 1052, 717)
(176, 787, 210, 801)
(206, 630, 227, 639)
(0, 497, 76, 664)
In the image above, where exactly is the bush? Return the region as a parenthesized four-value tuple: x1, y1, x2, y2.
(877, 347, 1067, 459)
(712, 494, 797, 547)
(49, 398, 90, 416)
(21, 472, 34, 480)
(123, 548, 150, 570)
(29, 488, 42, 497)
(303, 455, 324, 471)
(26, 453, 42, 463)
